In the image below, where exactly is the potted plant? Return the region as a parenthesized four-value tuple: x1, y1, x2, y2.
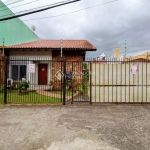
(19, 81, 29, 95)
(77, 85, 83, 94)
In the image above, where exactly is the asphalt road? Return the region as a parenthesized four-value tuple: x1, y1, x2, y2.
(0, 104, 150, 150)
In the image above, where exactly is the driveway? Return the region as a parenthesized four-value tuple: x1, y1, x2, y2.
(0, 104, 150, 150)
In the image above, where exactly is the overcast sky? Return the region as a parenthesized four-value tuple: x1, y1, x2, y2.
(2, 0, 150, 58)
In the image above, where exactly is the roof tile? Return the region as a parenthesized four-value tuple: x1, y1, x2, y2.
(8, 39, 96, 51)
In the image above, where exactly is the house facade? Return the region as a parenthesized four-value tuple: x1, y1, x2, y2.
(125, 51, 150, 62)
(0, 0, 40, 86)
(5, 40, 96, 88)
(0, 1, 39, 46)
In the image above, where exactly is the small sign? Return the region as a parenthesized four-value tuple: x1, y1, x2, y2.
(55, 70, 64, 80)
(131, 65, 138, 74)
(28, 64, 35, 73)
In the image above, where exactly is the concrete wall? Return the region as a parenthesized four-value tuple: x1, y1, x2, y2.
(91, 62, 150, 85)
(90, 62, 150, 103)
(91, 86, 150, 103)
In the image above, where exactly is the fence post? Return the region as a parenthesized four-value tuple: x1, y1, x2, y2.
(4, 57, 8, 104)
(90, 62, 92, 104)
(63, 59, 66, 105)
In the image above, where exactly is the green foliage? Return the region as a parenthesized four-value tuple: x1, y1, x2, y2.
(19, 81, 29, 90)
(49, 80, 53, 86)
(66, 80, 72, 86)
(76, 64, 89, 94)
(0, 91, 61, 104)
(0, 87, 4, 93)
(0, 84, 4, 93)
(77, 85, 83, 93)
(83, 62, 88, 69)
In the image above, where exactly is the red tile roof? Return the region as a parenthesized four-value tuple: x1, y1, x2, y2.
(8, 40, 96, 51)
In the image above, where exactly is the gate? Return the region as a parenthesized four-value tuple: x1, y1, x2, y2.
(91, 59, 150, 103)
(66, 61, 92, 104)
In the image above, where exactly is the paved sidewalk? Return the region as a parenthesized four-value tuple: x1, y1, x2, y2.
(0, 104, 150, 150)
(36, 90, 64, 98)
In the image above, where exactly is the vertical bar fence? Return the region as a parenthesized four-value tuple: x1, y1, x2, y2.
(0, 57, 150, 104)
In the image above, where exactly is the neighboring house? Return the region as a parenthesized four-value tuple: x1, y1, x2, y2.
(0, 1, 39, 46)
(5, 40, 96, 87)
(0, 0, 39, 85)
(126, 51, 150, 62)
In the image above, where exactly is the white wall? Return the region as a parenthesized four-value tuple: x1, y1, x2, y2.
(90, 62, 150, 103)
(9, 50, 52, 85)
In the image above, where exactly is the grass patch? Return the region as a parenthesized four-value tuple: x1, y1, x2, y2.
(0, 91, 61, 104)
(0, 94, 4, 103)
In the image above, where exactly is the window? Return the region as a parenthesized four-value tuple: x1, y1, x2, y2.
(11, 65, 26, 80)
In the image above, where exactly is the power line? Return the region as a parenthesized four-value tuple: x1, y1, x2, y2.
(3, 0, 22, 4)
(0, 0, 118, 22)
(0, 0, 26, 8)
(0, 0, 59, 18)
(0, 0, 41, 13)
(0, 0, 84, 18)
(12, 7, 150, 45)
(99, 19, 150, 45)
(0, 0, 81, 21)
(0, 0, 148, 44)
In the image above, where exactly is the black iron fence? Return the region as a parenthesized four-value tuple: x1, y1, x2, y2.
(0, 59, 4, 103)
(65, 61, 92, 104)
(0, 57, 150, 104)
(0, 58, 66, 104)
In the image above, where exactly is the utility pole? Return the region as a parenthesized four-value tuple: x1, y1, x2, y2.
(125, 40, 127, 58)
(60, 39, 63, 57)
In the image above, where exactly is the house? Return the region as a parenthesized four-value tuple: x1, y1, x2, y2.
(5, 39, 96, 89)
(125, 51, 150, 62)
(0, 1, 39, 46)
(0, 0, 40, 86)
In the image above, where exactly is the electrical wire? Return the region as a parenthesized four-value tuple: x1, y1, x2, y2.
(0, 0, 118, 21)
(0, 0, 81, 18)
(0, 0, 148, 44)
(0, 0, 26, 8)
(99, 19, 150, 44)
(0, 0, 41, 12)
(0, 0, 81, 21)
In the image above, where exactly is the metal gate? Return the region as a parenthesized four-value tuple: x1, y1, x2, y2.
(91, 59, 150, 103)
(65, 61, 92, 104)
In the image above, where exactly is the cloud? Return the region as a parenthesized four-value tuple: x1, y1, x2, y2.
(2, 0, 150, 58)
